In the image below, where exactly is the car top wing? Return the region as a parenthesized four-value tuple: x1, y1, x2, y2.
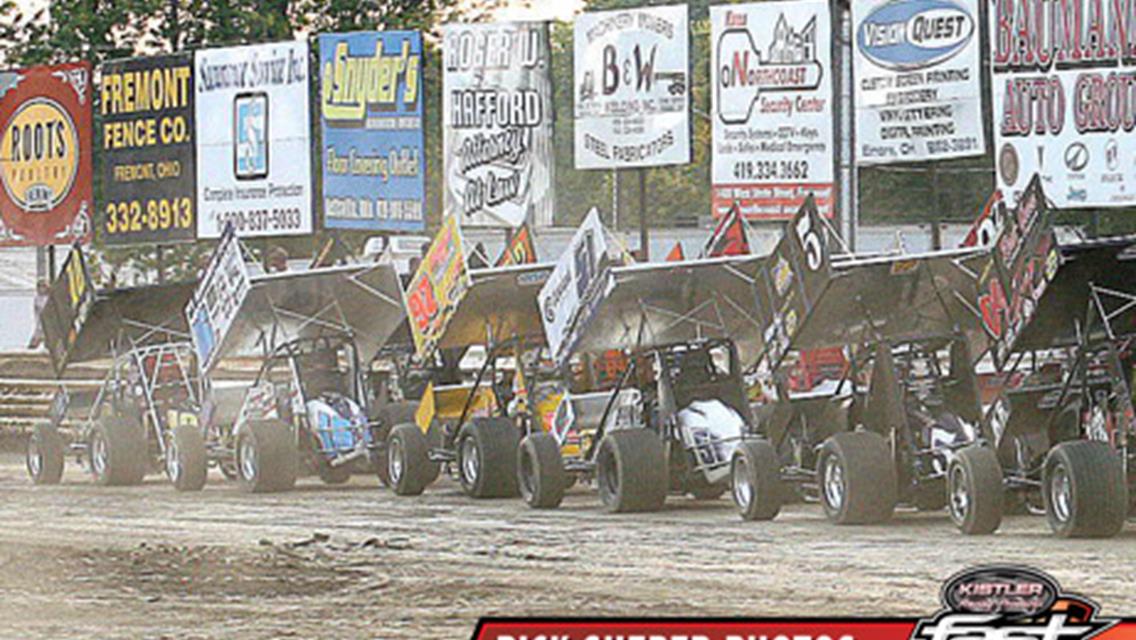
(41, 247, 197, 375)
(563, 254, 769, 366)
(1010, 234, 1136, 350)
(207, 261, 405, 369)
(428, 262, 554, 353)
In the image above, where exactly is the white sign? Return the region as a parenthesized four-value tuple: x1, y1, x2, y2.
(194, 41, 313, 239)
(991, 0, 1136, 207)
(187, 227, 250, 372)
(443, 22, 555, 228)
(853, 0, 985, 164)
(573, 5, 690, 169)
(710, 1, 835, 221)
(539, 209, 608, 363)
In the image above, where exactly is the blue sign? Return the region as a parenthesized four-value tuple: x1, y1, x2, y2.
(857, 0, 974, 71)
(319, 31, 425, 231)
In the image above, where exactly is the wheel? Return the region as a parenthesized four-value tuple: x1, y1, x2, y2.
(27, 424, 65, 485)
(518, 432, 567, 508)
(817, 431, 897, 525)
(89, 413, 147, 486)
(596, 429, 667, 513)
(947, 445, 1004, 535)
(235, 420, 297, 493)
(372, 401, 418, 487)
(166, 422, 207, 492)
(387, 423, 437, 496)
(457, 417, 521, 498)
(1043, 441, 1128, 538)
(732, 439, 782, 521)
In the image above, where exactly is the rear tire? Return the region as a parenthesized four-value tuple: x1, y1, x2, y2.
(817, 431, 897, 524)
(387, 423, 437, 496)
(235, 420, 297, 493)
(89, 413, 147, 486)
(373, 401, 418, 487)
(457, 417, 521, 498)
(732, 439, 782, 521)
(518, 432, 567, 508)
(166, 422, 207, 492)
(1043, 441, 1128, 538)
(947, 445, 1004, 535)
(27, 424, 65, 485)
(596, 429, 667, 513)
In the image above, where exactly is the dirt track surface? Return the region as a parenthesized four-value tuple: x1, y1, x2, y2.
(2, 453, 1135, 640)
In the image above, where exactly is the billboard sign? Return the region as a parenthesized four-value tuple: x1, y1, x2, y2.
(0, 62, 93, 246)
(319, 31, 425, 232)
(573, 5, 690, 169)
(100, 53, 196, 245)
(710, 1, 834, 221)
(194, 41, 313, 239)
(442, 21, 555, 228)
(991, 0, 1136, 206)
(853, 0, 985, 164)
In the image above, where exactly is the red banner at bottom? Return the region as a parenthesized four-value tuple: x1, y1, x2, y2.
(473, 619, 1136, 640)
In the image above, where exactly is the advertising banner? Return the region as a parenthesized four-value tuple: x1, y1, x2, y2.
(710, 1, 834, 221)
(0, 62, 93, 247)
(41, 246, 94, 375)
(539, 208, 609, 364)
(194, 41, 313, 239)
(991, 0, 1136, 206)
(573, 5, 690, 169)
(404, 215, 470, 358)
(186, 225, 250, 372)
(853, 0, 985, 164)
(319, 31, 425, 232)
(442, 21, 555, 228)
(100, 53, 196, 245)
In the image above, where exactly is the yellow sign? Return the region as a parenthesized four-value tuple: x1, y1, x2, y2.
(1, 98, 79, 211)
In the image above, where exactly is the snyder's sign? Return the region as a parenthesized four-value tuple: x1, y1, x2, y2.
(0, 62, 93, 247)
(100, 53, 196, 245)
(573, 5, 691, 170)
(710, 1, 835, 221)
(991, 0, 1136, 206)
(853, 0, 985, 164)
(320, 31, 425, 232)
(442, 21, 555, 228)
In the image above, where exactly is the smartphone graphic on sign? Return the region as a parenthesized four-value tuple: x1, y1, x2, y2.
(233, 92, 268, 180)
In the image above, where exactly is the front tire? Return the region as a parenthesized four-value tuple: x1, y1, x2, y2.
(89, 413, 147, 486)
(458, 417, 521, 498)
(387, 423, 437, 496)
(166, 422, 208, 492)
(518, 432, 567, 508)
(947, 445, 1004, 535)
(596, 429, 667, 513)
(373, 401, 418, 487)
(1043, 441, 1128, 538)
(732, 439, 782, 521)
(817, 431, 897, 525)
(27, 424, 65, 485)
(235, 420, 297, 493)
